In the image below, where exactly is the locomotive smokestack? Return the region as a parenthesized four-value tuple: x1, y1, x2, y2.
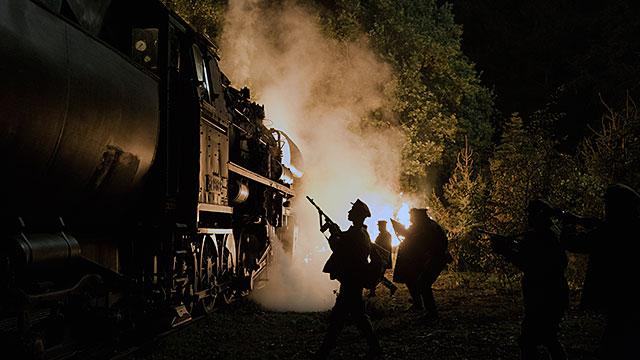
(220, 0, 404, 311)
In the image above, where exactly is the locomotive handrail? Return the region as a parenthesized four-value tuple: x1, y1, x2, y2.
(227, 162, 295, 196)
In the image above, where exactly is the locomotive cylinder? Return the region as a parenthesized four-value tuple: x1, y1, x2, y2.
(11, 233, 81, 269)
(230, 180, 250, 204)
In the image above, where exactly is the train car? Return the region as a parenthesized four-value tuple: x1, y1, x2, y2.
(0, 0, 302, 356)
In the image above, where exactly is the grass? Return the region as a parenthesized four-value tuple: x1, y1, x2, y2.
(127, 271, 605, 360)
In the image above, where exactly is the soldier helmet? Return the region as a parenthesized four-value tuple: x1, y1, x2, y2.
(410, 208, 429, 218)
(527, 199, 555, 226)
(350, 199, 371, 218)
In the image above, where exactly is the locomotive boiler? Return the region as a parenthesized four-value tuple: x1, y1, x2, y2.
(0, 0, 302, 355)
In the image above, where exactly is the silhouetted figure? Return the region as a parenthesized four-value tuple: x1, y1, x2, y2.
(314, 199, 382, 360)
(491, 199, 569, 360)
(367, 220, 397, 297)
(393, 208, 449, 319)
(560, 183, 640, 359)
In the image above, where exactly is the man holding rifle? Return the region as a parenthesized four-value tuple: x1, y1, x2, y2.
(308, 197, 382, 360)
(367, 220, 398, 297)
(392, 208, 449, 321)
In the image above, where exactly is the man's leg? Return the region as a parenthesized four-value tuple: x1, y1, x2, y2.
(367, 284, 377, 297)
(345, 284, 382, 356)
(545, 339, 567, 360)
(422, 287, 437, 315)
(419, 269, 441, 317)
(380, 276, 397, 295)
(315, 287, 349, 359)
(406, 279, 424, 310)
(542, 312, 566, 360)
(519, 321, 539, 360)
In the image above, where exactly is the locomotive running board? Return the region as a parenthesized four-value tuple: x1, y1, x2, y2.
(227, 162, 295, 196)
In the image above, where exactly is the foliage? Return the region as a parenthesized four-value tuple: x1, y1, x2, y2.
(312, 0, 495, 192)
(579, 96, 640, 190)
(162, 0, 226, 44)
(560, 97, 640, 290)
(438, 114, 557, 284)
(429, 139, 492, 271)
(487, 115, 555, 234)
(479, 99, 639, 289)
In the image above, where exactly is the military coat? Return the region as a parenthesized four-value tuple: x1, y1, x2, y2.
(322, 224, 371, 285)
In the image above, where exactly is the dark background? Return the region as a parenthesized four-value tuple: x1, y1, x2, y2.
(452, 0, 640, 150)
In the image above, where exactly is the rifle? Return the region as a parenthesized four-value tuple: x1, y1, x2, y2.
(477, 228, 524, 256)
(306, 196, 337, 233)
(477, 228, 527, 239)
(555, 210, 601, 228)
(476, 228, 502, 238)
(306, 196, 392, 257)
(389, 218, 406, 241)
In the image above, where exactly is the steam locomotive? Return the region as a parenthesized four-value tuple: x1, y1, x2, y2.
(0, 0, 302, 355)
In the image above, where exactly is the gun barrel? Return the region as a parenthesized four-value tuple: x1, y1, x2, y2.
(477, 229, 499, 236)
(306, 196, 335, 225)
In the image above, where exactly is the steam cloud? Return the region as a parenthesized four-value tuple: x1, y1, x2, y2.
(220, 0, 405, 311)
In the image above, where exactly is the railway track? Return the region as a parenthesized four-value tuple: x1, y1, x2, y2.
(38, 314, 208, 360)
(0, 306, 209, 360)
(109, 314, 207, 360)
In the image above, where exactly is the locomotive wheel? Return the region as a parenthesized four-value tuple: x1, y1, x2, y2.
(219, 247, 237, 305)
(237, 229, 260, 293)
(171, 251, 196, 315)
(197, 237, 217, 314)
(185, 254, 197, 314)
(199, 294, 215, 314)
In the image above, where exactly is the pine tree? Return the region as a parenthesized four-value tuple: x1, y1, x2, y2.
(580, 96, 640, 190)
(488, 115, 552, 234)
(429, 139, 489, 271)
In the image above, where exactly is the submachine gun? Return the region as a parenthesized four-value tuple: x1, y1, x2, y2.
(306, 196, 337, 234)
(306, 196, 390, 257)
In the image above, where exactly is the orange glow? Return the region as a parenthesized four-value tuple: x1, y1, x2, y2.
(366, 201, 411, 247)
(220, 0, 404, 311)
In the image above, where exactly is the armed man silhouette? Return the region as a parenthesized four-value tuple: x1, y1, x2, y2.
(490, 199, 569, 360)
(392, 208, 449, 320)
(311, 199, 382, 360)
(559, 183, 640, 359)
(367, 220, 397, 297)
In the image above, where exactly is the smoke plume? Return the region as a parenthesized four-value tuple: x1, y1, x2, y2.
(220, 0, 406, 311)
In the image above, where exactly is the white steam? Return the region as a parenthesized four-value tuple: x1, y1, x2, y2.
(220, 0, 406, 311)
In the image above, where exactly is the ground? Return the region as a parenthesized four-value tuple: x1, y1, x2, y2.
(126, 273, 605, 360)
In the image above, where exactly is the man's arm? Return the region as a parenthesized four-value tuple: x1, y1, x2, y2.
(327, 227, 343, 251)
(560, 225, 597, 253)
(491, 234, 525, 269)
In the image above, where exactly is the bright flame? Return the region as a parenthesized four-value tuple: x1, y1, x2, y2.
(366, 201, 412, 247)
